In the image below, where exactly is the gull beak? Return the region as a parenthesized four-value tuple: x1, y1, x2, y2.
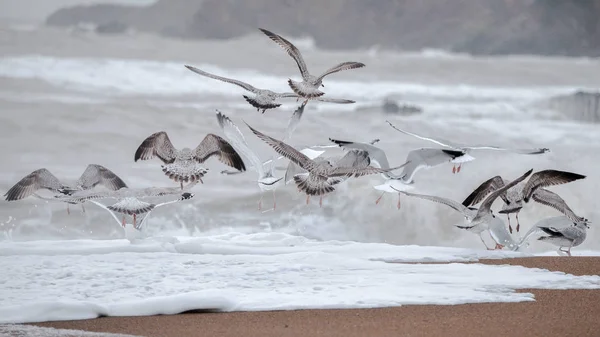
(321, 84, 325, 88)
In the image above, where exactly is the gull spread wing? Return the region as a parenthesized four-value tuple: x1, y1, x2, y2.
(216, 111, 263, 177)
(134, 131, 178, 164)
(328, 160, 410, 178)
(314, 97, 356, 104)
(462, 175, 508, 207)
(531, 189, 587, 222)
(334, 150, 370, 169)
(283, 102, 306, 143)
(4, 168, 65, 201)
(185, 65, 259, 93)
(461, 145, 550, 154)
(245, 122, 317, 173)
(329, 138, 391, 169)
(400, 148, 465, 182)
(76, 164, 128, 191)
(259, 28, 310, 80)
(386, 121, 457, 149)
(477, 169, 533, 217)
(522, 170, 586, 202)
(392, 188, 475, 220)
(194, 134, 246, 172)
(316, 62, 365, 81)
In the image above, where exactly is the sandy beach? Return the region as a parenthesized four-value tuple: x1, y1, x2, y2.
(31, 257, 600, 337)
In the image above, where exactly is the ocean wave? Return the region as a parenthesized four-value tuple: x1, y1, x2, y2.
(0, 55, 582, 103)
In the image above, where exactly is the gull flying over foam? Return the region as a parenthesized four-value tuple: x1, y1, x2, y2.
(392, 169, 533, 250)
(386, 120, 550, 174)
(184, 65, 355, 113)
(134, 131, 246, 188)
(515, 216, 590, 256)
(462, 170, 586, 233)
(328, 138, 465, 209)
(4, 164, 127, 214)
(245, 122, 410, 207)
(53, 182, 198, 227)
(259, 28, 365, 102)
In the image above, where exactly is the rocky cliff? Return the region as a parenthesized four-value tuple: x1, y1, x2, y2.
(46, 0, 600, 57)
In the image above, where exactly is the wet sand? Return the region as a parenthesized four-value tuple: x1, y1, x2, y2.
(32, 257, 600, 337)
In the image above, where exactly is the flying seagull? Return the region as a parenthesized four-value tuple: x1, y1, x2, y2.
(462, 169, 586, 233)
(392, 169, 533, 250)
(329, 138, 465, 209)
(4, 164, 127, 214)
(386, 120, 549, 174)
(245, 122, 410, 207)
(134, 131, 246, 188)
(185, 65, 355, 113)
(259, 28, 365, 101)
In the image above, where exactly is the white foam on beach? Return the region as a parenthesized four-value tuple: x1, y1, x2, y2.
(0, 235, 599, 324)
(0, 323, 141, 337)
(0, 55, 581, 104)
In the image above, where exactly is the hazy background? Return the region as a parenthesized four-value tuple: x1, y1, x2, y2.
(0, 0, 599, 253)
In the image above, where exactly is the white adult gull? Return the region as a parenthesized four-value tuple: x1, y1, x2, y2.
(392, 169, 533, 250)
(328, 138, 465, 209)
(215, 110, 285, 211)
(4, 164, 127, 214)
(461, 169, 586, 233)
(515, 216, 590, 256)
(134, 131, 246, 188)
(386, 121, 550, 173)
(259, 28, 365, 102)
(245, 122, 410, 207)
(184, 65, 355, 113)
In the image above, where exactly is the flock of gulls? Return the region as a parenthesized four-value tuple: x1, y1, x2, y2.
(3, 28, 591, 256)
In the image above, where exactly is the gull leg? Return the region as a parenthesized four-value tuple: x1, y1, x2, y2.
(81, 204, 86, 214)
(272, 190, 276, 210)
(375, 191, 385, 205)
(397, 194, 401, 210)
(452, 164, 456, 174)
(133, 214, 137, 228)
(495, 243, 504, 250)
(516, 213, 521, 233)
(121, 215, 126, 228)
(457, 164, 462, 173)
(258, 193, 264, 211)
(67, 204, 71, 215)
(479, 233, 493, 250)
(319, 196, 323, 208)
(180, 181, 184, 190)
(306, 195, 310, 205)
(507, 214, 513, 234)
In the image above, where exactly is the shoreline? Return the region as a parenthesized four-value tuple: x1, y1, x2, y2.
(29, 256, 600, 337)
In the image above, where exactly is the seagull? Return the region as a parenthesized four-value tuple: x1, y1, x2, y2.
(184, 65, 355, 113)
(106, 192, 195, 229)
(462, 169, 586, 233)
(215, 110, 285, 211)
(328, 138, 465, 209)
(392, 169, 533, 250)
(386, 120, 550, 174)
(134, 131, 246, 188)
(515, 216, 590, 256)
(245, 122, 410, 207)
(259, 28, 365, 101)
(4, 164, 127, 214)
(53, 182, 198, 227)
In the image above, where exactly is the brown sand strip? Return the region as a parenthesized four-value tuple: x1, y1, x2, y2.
(33, 257, 600, 337)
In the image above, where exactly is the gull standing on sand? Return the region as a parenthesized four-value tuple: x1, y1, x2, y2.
(515, 216, 590, 256)
(54, 182, 198, 227)
(245, 122, 410, 207)
(185, 65, 355, 113)
(386, 121, 550, 173)
(462, 169, 586, 233)
(392, 169, 533, 250)
(259, 28, 365, 102)
(134, 131, 246, 188)
(328, 138, 465, 209)
(4, 164, 127, 214)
